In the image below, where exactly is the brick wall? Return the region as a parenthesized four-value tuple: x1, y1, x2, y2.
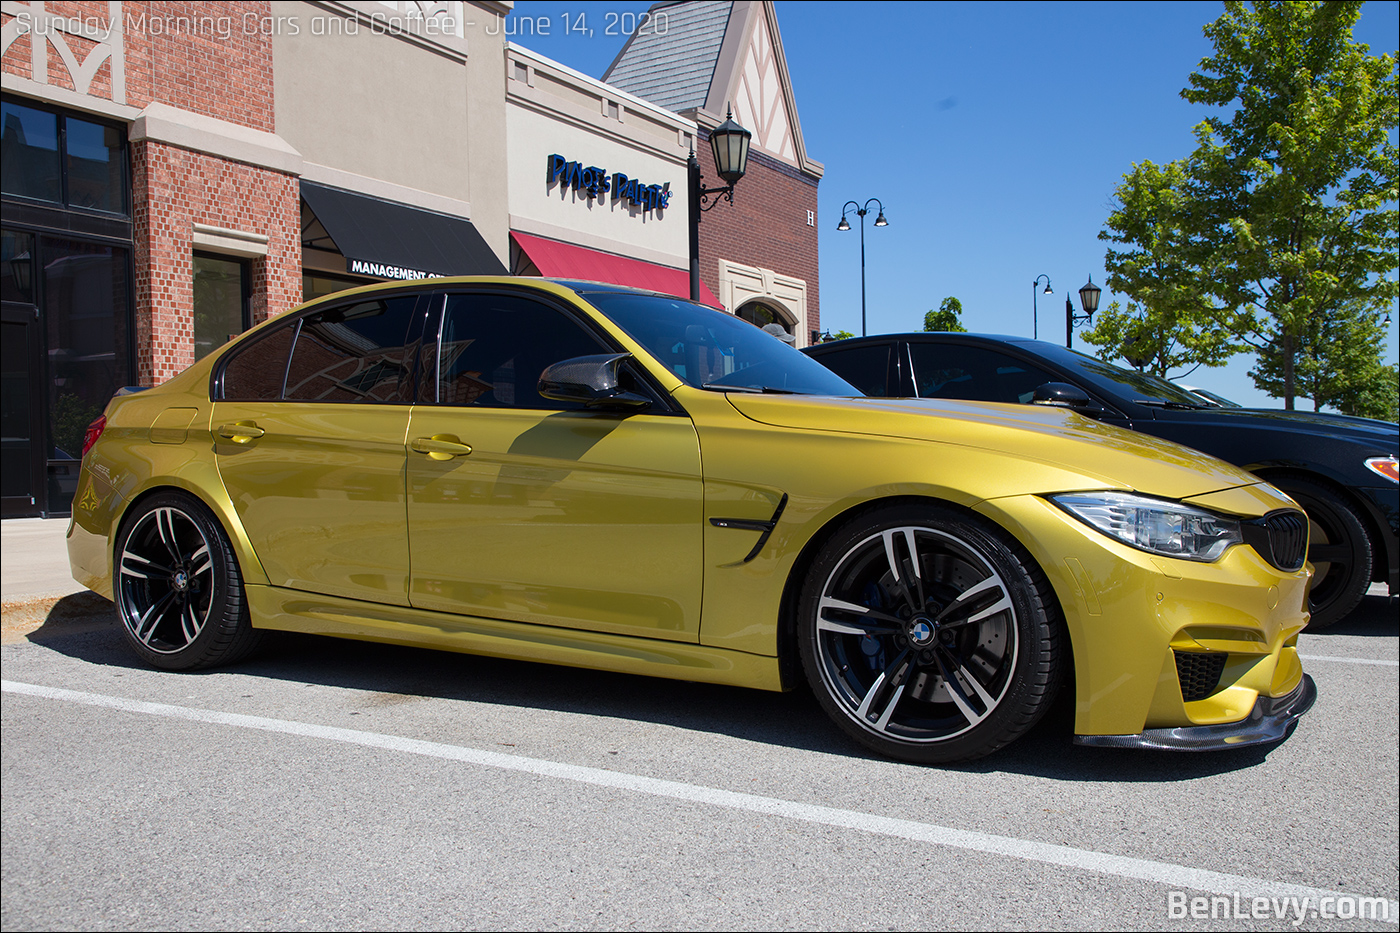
(3, 1, 300, 387)
(132, 141, 300, 384)
(1, 1, 276, 129)
(698, 143, 820, 335)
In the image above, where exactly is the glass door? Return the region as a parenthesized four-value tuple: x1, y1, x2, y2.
(1, 303, 44, 517)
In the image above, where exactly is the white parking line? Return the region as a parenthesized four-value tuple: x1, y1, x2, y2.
(1298, 654, 1400, 667)
(4, 678, 1397, 923)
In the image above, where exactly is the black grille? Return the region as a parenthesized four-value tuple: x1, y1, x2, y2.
(1176, 651, 1228, 702)
(1242, 509, 1308, 572)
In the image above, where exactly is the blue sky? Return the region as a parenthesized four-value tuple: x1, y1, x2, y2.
(504, 1, 1400, 409)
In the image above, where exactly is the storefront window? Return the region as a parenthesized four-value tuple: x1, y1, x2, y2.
(0, 98, 127, 215)
(193, 253, 249, 361)
(1, 229, 35, 304)
(0, 101, 61, 204)
(65, 118, 126, 214)
(43, 237, 131, 510)
(304, 272, 369, 302)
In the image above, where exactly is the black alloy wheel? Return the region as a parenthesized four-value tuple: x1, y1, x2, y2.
(1273, 477, 1373, 630)
(115, 492, 262, 670)
(797, 503, 1063, 763)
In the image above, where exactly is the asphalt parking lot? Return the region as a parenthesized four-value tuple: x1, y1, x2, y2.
(2, 521, 1397, 931)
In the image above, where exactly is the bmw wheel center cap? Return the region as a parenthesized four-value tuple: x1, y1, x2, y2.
(909, 617, 935, 647)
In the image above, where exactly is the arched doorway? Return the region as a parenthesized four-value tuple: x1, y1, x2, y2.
(736, 299, 797, 343)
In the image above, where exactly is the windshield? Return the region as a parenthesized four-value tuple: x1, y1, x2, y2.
(578, 292, 861, 396)
(1058, 349, 1209, 406)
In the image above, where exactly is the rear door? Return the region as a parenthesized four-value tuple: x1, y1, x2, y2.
(211, 292, 427, 605)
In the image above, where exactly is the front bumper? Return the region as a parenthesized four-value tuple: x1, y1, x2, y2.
(1074, 674, 1316, 750)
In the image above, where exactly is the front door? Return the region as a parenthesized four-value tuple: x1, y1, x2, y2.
(2, 304, 44, 517)
(406, 290, 704, 642)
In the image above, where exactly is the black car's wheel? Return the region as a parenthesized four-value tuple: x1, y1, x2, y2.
(797, 503, 1063, 763)
(1272, 477, 1372, 630)
(114, 492, 262, 670)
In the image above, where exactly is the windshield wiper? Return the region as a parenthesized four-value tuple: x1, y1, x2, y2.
(701, 383, 799, 394)
(1134, 399, 1208, 410)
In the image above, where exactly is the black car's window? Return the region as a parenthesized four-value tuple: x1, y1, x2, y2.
(219, 321, 296, 401)
(911, 344, 1056, 404)
(809, 344, 888, 396)
(429, 293, 609, 409)
(283, 295, 421, 403)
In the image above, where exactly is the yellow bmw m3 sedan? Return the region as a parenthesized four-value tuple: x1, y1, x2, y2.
(68, 278, 1315, 763)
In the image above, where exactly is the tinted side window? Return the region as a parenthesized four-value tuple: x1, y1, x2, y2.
(809, 345, 887, 396)
(910, 344, 1056, 404)
(220, 322, 296, 401)
(284, 295, 421, 403)
(430, 293, 608, 409)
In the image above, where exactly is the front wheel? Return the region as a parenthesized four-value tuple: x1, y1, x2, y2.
(114, 492, 262, 670)
(797, 504, 1063, 764)
(1272, 476, 1372, 630)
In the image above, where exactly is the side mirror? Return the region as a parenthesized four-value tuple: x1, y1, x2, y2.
(538, 353, 653, 412)
(1032, 382, 1099, 412)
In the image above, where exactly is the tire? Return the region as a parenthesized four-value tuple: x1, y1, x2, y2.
(114, 491, 262, 670)
(1273, 477, 1372, 630)
(797, 503, 1063, 764)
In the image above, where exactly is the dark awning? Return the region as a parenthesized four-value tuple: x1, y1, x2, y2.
(301, 181, 505, 277)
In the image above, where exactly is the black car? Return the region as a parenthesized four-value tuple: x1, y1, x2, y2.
(803, 332, 1399, 628)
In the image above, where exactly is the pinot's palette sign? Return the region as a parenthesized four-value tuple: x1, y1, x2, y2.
(548, 154, 672, 213)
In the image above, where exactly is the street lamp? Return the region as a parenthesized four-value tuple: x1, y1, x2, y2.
(837, 198, 888, 336)
(689, 106, 752, 302)
(1066, 275, 1101, 348)
(1032, 274, 1052, 339)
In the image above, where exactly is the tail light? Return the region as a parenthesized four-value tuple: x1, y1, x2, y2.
(81, 415, 107, 458)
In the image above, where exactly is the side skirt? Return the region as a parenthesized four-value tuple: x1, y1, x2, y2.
(245, 585, 785, 692)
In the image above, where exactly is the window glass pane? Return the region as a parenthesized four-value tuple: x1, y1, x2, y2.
(193, 254, 246, 362)
(810, 345, 887, 396)
(2, 320, 34, 499)
(303, 273, 368, 302)
(1, 101, 61, 203)
(42, 237, 131, 509)
(222, 323, 296, 401)
(1, 229, 35, 304)
(434, 294, 607, 409)
(284, 296, 419, 403)
(910, 344, 1054, 404)
(581, 292, 855, 396)
(64, 118, 125, 213)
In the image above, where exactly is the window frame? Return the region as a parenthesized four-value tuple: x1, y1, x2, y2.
(0, 96, 130, 218)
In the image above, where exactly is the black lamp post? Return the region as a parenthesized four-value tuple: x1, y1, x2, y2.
(1032, 274, 1052, 339)
(837, 199, 887, 336)
(1066, 275, 1101, 348)
(689, 107, 752, 302)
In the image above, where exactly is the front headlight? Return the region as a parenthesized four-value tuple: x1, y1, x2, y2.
(1051, 491, 1243, 562)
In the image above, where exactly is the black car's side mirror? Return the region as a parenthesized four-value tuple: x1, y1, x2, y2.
(539, 353, 653, 412)
(1032, 382, 1101, 413)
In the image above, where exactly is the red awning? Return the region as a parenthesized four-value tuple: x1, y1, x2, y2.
(511, 232, 724, 309)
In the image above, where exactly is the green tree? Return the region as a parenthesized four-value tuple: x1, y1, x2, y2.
(1091, 159, 1240, 374)
(831, 329, 855, 341)
(1254, 298, 1397, 418)
(923, 296, 968, 332)
(1100, 1, 1398, 408)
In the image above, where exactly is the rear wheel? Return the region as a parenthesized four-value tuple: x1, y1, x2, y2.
(114, 492, 262, 670)
(1273, 477, 1372, 630)
(797, 503, 1063, 763)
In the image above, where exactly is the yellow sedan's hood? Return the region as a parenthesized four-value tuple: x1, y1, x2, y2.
(726, 394, 1263, 501)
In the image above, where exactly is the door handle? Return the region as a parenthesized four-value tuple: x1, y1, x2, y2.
(411, 435, 473, 460)
(217, 422, 266, 443)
